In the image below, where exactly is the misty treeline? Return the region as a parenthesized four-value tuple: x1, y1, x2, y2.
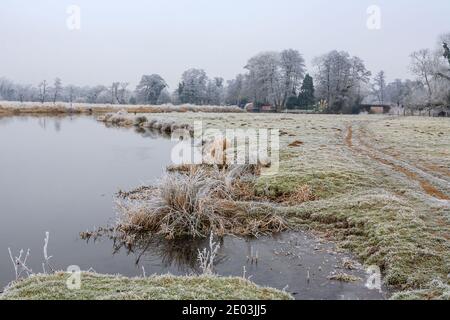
(1, 33, 449, 113)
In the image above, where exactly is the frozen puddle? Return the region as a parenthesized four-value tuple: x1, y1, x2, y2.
(111, 231, 386, 300)
(218, 232, 385, 300)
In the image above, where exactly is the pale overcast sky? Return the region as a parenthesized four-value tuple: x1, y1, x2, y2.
(1, 0, 449, 88)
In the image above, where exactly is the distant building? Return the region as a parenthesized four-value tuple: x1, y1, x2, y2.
(245, 102, 257, 112)
(359, 104, 391, 114)
(431, 106, 450, 117)
(245, 103, 276, 113)
(360, 96, 392, 114)
(260, 105, 276, 113)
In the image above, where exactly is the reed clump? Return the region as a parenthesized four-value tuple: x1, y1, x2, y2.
(115, 165, 287, 239)
(99, 111, 195, 136)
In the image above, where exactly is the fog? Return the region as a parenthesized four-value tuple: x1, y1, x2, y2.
(1, 0, 449, 87)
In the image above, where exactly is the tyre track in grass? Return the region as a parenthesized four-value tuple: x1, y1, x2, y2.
(345, 121, 450, 240)
(344, 122, 450, 202)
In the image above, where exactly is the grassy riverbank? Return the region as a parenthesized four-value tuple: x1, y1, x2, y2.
(0, 101, 243, 116)
(0, 273, 292, 300)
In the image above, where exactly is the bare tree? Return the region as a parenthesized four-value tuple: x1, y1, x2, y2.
(410, 49, 435, 101)
(67, 85, 75, 107)
(52, 78, 62, 104)
(313, 51, 371, 113)
(38, 80, 48, 104)
(245, 52, 282, 108)
(206, 77, 224, 105)
(372, 71, 386, 104)
(110, 82, 119, 104)
(114, 82, 129, 104)
(225, 74, 247, 106)
(279, 49, 306, 109)
(86, 85, 106, 103)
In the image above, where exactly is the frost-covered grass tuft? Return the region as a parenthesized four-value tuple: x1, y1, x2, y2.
(115, 165, 287, 239)
(98, 111, 195, 136)
(197, 233, 221, 275)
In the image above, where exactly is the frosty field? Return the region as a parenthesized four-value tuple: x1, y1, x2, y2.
(1, 112, 449, 300)
(114, 112, 450, 299)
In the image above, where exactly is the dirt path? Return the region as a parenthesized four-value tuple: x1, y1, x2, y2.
(344, 122, 450, 201)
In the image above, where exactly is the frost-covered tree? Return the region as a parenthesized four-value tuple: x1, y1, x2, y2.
(136, 74, 167, 105)
(112, 82, 129, 104)
(86, 85, 107, 103)
(65, 85, 76, 106)
(157, 89, 172, 104)
(409, 46, 450, 106)
(52, 78, 62, 104)
(0, 78, 16, 100)
(372, 71, 386, 104)
(409, 49, 436, 100)
(385, 79, 412, 106)
(313, 51, 371, 113)
(206, 77, 224, 105)
(16, 84, 34, 102)
(279, 49, 306, 108)
(244, 49, 305, 110)
(245, 52, 281, 108)
(178, 68, 208, 105)
(403, 82, 429, 114)
(225, 74, 247, 106)
(38, 80, 48, 104)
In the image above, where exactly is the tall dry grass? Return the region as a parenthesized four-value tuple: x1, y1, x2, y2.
(0, 101, 244, 115)
(115, 165, 287, 239)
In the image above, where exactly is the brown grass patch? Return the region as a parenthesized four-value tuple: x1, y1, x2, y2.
(277, 185, 317, 205)
(422, 163, 450, 178)
(345, 125, 353, 147)
(288, 140, 304, 147)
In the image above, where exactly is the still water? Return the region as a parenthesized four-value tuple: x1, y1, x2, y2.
(0, 116, 175, 288)
(0, 116, 384, 299)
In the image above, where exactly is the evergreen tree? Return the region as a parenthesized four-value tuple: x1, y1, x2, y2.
(444, 42, 450, 66)
(437, 42, 450, 82)
(297, 74, 315, 109)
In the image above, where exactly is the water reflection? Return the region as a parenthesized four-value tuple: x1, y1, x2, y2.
(0, 116, 176, 288)
(82, 229, 226, 274)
